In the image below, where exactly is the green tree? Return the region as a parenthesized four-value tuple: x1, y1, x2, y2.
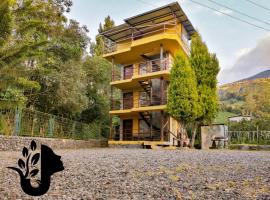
(91, 16, 115, 56)
(0, 0, 42, 107)
(167, 51, 199, 145)
(27, 18, 89, 117)
(189, 33, 220, 147)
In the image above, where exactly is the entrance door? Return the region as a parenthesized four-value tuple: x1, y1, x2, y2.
(123, 119, 133, 140)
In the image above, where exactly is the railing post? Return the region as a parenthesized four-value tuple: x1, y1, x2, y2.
(161, 111, 164, 141)
(160, 44, 163, 70)
(13, 108, 21, 136)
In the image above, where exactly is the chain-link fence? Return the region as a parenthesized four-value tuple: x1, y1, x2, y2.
(0, 108, 109, 140)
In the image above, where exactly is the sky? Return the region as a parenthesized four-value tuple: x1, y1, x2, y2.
(66, 0, 270, 85)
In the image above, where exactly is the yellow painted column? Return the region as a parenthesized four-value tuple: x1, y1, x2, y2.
(133, 90, 139, 108)
(133, 116, 139, 138)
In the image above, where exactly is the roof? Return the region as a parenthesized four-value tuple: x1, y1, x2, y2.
(100, 2, 195, 42)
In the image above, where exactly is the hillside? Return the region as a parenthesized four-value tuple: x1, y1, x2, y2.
(219, 71, 270, 118)
(239, 69, 270, 82)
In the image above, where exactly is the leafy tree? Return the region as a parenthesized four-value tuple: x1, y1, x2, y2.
(79, 56, 111, 124)
(167, 51, 199, 145)
(27, 18, 90, 117)
(189, 33, 219, 147)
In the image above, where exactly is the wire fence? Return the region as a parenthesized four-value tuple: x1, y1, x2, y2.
(228, 130, 270, 145)
(0, 108, 109, 140)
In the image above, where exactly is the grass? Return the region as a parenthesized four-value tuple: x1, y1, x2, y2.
(213, 111, 236, 124)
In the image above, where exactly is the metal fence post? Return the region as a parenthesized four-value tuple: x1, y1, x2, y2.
(14, 108, 21, 136)
(72, 121, 76, 139)
(48, 115, 55, 137)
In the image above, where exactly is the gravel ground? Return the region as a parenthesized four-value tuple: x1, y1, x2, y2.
(1, 148, 270, 200)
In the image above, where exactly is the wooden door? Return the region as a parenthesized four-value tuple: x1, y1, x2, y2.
(123, 119, 133, 140)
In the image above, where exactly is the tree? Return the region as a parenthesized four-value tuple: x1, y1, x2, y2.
(167, 51, 199, 145)
(91, 16, 115, 56)
(79, 56, 111, 124)
(189, 33, 219, 147)
(27, 18, 90, 117)
(0, 0, 42, 107)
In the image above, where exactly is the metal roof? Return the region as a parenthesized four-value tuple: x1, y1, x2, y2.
(100, 2, 195, 42)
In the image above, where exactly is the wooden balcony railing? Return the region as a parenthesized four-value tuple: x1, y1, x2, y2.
(110, 129, 163, 141)
(110, 93, 167, 111)
(111, 57, 170, 81)
(138, 58, 170, 75)
(110, 98, 133, 110)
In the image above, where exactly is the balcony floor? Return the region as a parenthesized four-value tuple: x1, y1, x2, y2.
(109, 105, 166, 116)
(111, 70, 170, 90)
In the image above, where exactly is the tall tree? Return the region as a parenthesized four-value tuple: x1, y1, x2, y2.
(189, 33, 219, 147)
(79, 56, 111, 124)
(91, 15, 115, 56)
(167, 51, 199, 145)
(0, 0, 42, 107)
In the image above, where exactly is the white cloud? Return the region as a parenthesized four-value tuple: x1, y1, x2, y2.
(219, 33, 270, 84)
(234, 48, 251, 58)
(214, 8, 233, 16)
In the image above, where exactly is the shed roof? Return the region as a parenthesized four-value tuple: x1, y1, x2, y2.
(100, 2, 195, 42)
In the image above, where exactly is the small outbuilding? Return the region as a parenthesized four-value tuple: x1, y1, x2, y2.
(201, 123, 228, 149)
(228, 115, 252, 122)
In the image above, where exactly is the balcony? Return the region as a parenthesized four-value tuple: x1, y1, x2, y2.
(110, 129, 162, 141)
(111, 58, 171, 87)
(110, 89, 167, 116)
(103, 23, 191, 59)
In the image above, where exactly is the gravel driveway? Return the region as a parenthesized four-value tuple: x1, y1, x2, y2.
(1, 149, 270, 200)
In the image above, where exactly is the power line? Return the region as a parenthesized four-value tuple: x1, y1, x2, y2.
(206, 0, 270, 27)
(135, 0, 270, 32)
(244, 0, 270, 12)
(136, 0, 157, 8)
(188, 0, 270, 31)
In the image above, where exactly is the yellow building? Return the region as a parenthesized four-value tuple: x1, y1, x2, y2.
(101, 2, 195, 146)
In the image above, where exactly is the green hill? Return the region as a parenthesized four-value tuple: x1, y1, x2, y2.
(219, 77, 270, 118)
(213, 111, 236, 124)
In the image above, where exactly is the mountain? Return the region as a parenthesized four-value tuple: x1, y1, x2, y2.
(239, 70, 270, 82)
(219, 70, 270, 118)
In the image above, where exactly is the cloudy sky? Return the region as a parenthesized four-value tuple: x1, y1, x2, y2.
(66, 0, 270, 84)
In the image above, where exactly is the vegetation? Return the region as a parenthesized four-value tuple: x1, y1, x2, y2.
(167, 33, 219, 147)
(229, 118, 270, 131)
(167, 51, 199, 145)
(0, 0, 114, 137)
(213, 111, 236, 124)
(189, 33, 220, 147)
(219, 78, 270, 118)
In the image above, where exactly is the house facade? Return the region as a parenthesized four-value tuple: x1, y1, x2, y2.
(101, 2, 195, 145)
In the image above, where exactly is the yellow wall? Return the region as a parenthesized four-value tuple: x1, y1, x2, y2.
(104, 22, 189, 63)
